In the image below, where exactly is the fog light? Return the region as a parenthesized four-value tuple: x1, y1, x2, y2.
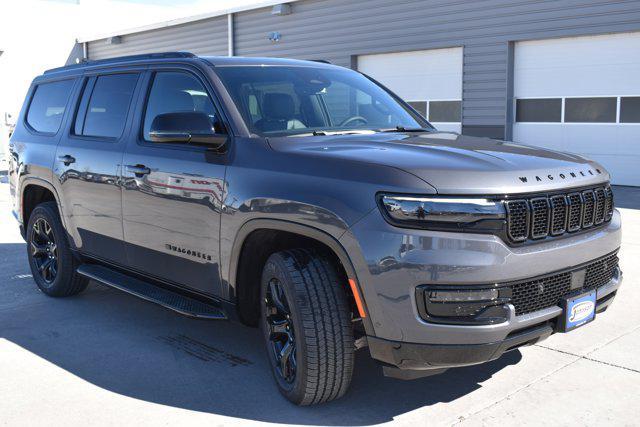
(417, 286, 512, 325)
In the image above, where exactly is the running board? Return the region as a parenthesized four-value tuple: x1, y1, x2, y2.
(77, 264, 227, 320)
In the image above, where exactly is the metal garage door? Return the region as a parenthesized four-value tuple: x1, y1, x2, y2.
(513, 32, 640, 186)
(357, 48, 463, 133)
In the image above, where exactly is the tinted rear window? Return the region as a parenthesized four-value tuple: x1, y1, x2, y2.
(26, 80, 75, 134)
(77, 74, 138, 138)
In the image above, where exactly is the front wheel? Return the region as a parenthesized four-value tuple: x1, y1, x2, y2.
(260, 248, 355, 405)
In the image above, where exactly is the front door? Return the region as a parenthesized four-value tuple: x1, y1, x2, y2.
(54, 71, 142, 265)
(121, 69, 227, 296)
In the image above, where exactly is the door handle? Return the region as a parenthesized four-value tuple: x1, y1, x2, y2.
(58, 155, 76, 166)
(126, 164, 151, 177)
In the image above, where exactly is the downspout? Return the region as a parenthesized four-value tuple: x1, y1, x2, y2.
(227, 13, 234, 57)
(82, 41, 88, 62)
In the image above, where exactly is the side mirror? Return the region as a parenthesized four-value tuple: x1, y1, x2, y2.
(149, 111, 227, 148)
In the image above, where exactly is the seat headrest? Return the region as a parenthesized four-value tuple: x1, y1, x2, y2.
(166, 90, 194, 112)
(262, 93, 295, 120)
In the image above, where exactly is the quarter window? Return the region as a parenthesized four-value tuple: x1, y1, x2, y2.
(143, 72, 218, 141)
(75, 74, 138, 138)
(26, 79, 75, 134)
(564, 97, 616, 123)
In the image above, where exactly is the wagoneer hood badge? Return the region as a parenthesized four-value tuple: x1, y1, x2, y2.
(272, 132, 611, 195)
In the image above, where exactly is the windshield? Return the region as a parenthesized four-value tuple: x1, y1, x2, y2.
(214, 65, 432, 137)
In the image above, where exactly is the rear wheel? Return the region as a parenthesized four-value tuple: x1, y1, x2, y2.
(260, 248, 354, 405)
(26, 202, 88, 297)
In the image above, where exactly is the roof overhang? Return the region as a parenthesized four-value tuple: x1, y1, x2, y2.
(77, 0, 302, 43)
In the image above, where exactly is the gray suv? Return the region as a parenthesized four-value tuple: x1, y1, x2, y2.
(9, 52, 622, 405)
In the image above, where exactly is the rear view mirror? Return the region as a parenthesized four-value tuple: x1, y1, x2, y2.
(149, 111, 226, 148)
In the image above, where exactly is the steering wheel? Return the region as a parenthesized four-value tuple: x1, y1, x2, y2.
(339, 115, 368, 127)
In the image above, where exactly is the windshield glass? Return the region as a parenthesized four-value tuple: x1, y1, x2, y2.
(214, 65, 432, 136)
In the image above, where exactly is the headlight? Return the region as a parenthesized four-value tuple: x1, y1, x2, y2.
(378, 194, 506, 231)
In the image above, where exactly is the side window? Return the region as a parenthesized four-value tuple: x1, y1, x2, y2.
(143, 71, 218, 141)
(75, 74, 138, 138)
(26, 79, 75, 134)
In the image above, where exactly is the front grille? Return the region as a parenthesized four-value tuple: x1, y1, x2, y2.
(508, 252, 619, 315)
(505, 185, 613, 243)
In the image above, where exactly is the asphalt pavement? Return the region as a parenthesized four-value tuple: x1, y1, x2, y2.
(0, 181, 638, 426)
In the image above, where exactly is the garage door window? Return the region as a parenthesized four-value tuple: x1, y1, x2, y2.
(429, 101, 461, 123)
(516, 96, 639, 124)
(407, 101, 427, 117)
(565, 97, 616, 123)
(516, 99, 562, 122)
(620, 97, 640, 123)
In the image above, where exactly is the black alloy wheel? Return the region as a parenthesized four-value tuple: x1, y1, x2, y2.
(265, 277, 297, 383)
(30, 218, 58, 284)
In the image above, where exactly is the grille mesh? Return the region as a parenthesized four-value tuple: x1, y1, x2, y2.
(508, 252, 619, 315)
(582, 190, 596, 227)
(506, 200, 529, 241)
(604, 187, 614, 221)
(530, 198, 550, 238)
(505, 185, 612, 243)
(550, 195, 568, 235)
(567, 193, 583, 232)
(594, 188, 606, 225)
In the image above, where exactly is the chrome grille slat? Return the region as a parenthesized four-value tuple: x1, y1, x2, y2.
(505, 185, 612, 243)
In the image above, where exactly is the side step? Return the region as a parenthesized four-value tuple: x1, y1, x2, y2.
(77, 264, 227, 320)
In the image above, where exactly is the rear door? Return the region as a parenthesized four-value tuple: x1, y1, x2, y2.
(53, 70, 143, 265)
(121, 67, 227, 297)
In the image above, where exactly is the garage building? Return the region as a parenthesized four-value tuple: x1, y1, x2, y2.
(75, 0, 640, 186)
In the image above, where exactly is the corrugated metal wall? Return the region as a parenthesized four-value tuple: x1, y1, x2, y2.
(88, 15, 228, 59)
(87, 0, 640, 138)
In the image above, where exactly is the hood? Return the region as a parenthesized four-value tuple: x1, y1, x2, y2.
(268, 132, 610, 195)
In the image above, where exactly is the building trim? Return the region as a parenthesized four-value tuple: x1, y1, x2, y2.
(77, 0, 302, 43)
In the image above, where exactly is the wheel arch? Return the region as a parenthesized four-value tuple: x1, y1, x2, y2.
(229, 219, 373, 333)
(20, 178, 63, 230)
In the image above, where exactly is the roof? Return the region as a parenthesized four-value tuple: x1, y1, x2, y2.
(42, 52, 339, 76)
(77, 0, 303, 43)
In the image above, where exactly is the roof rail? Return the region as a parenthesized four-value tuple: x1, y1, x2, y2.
(308, 59, 332, 64)
(44, 51, 196, 74)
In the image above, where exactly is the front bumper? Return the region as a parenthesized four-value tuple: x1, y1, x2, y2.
(340, 207, 622, 373)
(368, 278, 620, 376)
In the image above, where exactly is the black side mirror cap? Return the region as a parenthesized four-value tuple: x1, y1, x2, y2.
(149, 111, 227, 149)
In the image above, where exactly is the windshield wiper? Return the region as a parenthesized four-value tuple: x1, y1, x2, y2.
(379, 126, 431, 133)
(290, 129, 376, 137)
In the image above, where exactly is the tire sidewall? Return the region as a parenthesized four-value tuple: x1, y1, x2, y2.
(26, 203, 73, 295)
(260, 254, 309, 404)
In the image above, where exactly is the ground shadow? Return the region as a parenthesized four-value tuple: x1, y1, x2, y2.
(1, 242, 521, 425)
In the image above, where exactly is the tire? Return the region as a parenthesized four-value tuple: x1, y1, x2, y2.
(26, 201, 88, 297)
(260, 248, 355, 405)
